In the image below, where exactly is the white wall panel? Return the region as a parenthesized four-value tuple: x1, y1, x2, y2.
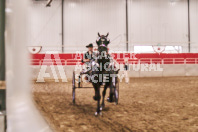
(162, 64, 186, 76)
(190, 0, 198, 53)
(128, 0, 188, 52)
(28, 0, 62, 53)
(63, 0, 126, 52)
(185, 64, 198, 76)
(26, 0, 197, 53)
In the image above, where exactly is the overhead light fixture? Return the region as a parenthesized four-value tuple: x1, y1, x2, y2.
(69, 2, 76, 8)
(170, 0, 176, 6)
(5, 8, 12, 13)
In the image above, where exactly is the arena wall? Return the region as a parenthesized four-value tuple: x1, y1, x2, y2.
(190, 0, 198, 53)
(30, 53, 198, 80)
(28, 0, 198, 53)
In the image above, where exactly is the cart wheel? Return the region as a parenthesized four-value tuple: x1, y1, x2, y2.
(114, 78, 119, 105)
(72, 71, 76, 104)
(78, 75, 81, 88)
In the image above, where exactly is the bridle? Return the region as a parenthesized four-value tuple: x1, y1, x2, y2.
(98, 44, 107, 48)
(97, 37, 109, 49)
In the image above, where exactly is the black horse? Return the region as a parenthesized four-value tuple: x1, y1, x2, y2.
(91, 33, 119, 116)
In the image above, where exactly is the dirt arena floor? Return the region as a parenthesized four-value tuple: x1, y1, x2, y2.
(32, 77, 198, 132)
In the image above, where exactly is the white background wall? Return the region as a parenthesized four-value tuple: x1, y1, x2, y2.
(28, 0, 62, 52)
(63, 0, 126, 52)
(128, 0, 188, 52)
(190, 0, 198, 53)
(27, 0, 198, 53)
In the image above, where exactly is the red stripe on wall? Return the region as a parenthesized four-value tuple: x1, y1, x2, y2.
(31, 53, 198, 65)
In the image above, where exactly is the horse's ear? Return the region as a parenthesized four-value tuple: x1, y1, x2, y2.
(98, 32, 101, 37)
(106, 32, 109, 37)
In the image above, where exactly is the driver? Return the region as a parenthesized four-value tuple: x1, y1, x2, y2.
(81, 43, 96, 75)
(83, 43, 95, 63)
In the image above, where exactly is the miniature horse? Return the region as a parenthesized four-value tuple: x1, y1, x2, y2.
(91, 33, 119, 116)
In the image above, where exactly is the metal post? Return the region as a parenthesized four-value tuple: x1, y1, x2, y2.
(126, 0, 129, 51)
(0, 0, 6, 131)
(188, 0, 190, 53)
(0, 0, 6, 111)
(62, 0, 64, 53)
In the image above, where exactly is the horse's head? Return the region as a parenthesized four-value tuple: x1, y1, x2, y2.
(96, 32, 110, 54)
(95, 33, 111, 71)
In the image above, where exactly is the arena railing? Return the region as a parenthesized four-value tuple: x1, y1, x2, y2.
(30, 58, 198, 66)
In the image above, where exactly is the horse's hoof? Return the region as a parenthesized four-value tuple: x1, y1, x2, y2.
(95, 112, 102, 116)
(107, 97, 115, 103)
(100, 104, 105, 111)
(107, 97, 112, 102)
(100, 107, 103, 111)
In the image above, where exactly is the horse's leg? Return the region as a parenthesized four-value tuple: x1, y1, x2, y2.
(93, 86, 97, 100)
(95, 85, 101, 116)
(92, 71, 101, 115)
(101, 84, 108, 110)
